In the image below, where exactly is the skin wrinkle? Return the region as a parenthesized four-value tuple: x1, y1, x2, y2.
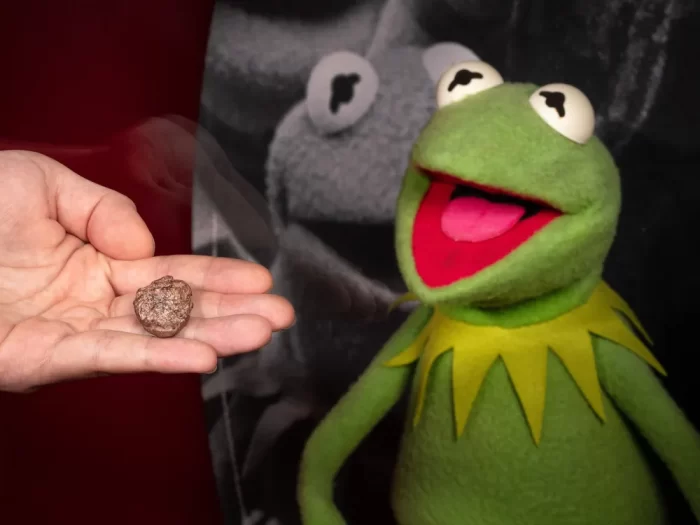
(96, 251, 115, 288)
(1, 243, 86, 311)
(33, 223, 76, 263)
(77, 251, 111, 299)
(81, 192, 109, 241)
(107, 293, 122, 319)
(52, 303, 110, 327)
(19, 153, 61, 224)
(215, 290, 226, 318)
(88, 311, 112, 332)
(0, 313, 18, 349)
(18, 318, 73, 389)
(89, 330, 113, 373)
(39, 156, 59, 222)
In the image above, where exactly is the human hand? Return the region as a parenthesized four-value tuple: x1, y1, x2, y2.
(0, 150, 294, 392)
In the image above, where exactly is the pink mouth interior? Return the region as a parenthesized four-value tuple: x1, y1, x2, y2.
(441, 196, 526, 242)
(412, 171, 562, 288)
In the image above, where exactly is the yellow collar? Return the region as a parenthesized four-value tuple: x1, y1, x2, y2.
(385, 282, 665, 445)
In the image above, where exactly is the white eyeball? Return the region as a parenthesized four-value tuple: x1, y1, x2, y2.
(305, 51, 379, 135)
(529, 83, 595, 144)
(436, 61, 504, 108)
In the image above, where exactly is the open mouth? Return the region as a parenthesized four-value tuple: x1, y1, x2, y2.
(413, 169, 562, 288)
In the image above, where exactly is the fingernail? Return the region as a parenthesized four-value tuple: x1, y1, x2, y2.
(208, 364, 218, 375)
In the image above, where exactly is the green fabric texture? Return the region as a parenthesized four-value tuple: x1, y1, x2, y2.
(439, 272, 600, 328)
(395, 83, 620, 308)
(298, 78, 700, 525)
(596, 338, 700, 519)
(391, 342, 666, 525)
(300, 325, 700, 525)
(298, 306, 434, 525)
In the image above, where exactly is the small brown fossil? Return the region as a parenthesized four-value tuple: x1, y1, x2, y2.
(133, 275, 194, 338)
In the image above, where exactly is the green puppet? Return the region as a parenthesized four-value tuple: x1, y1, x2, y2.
(297, 60, 700, 525)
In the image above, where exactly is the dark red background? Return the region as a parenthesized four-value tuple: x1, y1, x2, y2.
(0, 1, 223, 523)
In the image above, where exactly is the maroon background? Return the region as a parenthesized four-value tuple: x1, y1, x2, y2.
(0, 2, 223, 523)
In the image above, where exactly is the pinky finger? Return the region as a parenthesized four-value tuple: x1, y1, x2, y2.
(46, 330, 219, 382)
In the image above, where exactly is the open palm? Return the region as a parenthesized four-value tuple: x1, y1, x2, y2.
(0, 151, 294, 392)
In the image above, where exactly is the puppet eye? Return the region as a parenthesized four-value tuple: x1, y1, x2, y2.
(305, 51, 379, 135)
(529, 83, 595, 144)
(436, 61, 503, 108)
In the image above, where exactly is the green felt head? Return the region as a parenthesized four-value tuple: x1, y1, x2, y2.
(395, 82, 620, 307)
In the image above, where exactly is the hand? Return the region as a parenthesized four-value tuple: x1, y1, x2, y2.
(0, 150, 294, 392)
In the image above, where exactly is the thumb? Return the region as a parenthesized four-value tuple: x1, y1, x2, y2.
(24, 151, 155, 260)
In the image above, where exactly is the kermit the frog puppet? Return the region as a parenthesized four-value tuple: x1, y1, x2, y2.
(298, 60, 700, 525)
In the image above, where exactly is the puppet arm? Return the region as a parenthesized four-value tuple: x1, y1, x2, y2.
(595, 338, 700, 520)
(298, 305, 433, 525)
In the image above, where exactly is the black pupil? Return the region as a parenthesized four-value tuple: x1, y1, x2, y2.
(329, 73, 361, 114)
(539, 91, 566, 117)
(448, 69, 483, 92)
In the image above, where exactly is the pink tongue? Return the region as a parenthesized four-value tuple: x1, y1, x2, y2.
(441, 196, 526, 242)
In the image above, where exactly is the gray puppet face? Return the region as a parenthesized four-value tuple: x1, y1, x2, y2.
(267, 45, 478, 224)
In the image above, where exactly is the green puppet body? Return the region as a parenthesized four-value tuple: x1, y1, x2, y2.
(298, 72, 700, 525)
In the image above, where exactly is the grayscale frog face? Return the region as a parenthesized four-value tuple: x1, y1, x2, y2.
(266, 42, 481, 226)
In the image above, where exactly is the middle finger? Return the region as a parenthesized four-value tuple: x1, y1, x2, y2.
(109, 291, 295, 330)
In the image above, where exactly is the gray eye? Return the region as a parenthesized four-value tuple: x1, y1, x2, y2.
(436, 61, 503, 108)
(529, 83, 595, 144)
(305, 51, 379, 135)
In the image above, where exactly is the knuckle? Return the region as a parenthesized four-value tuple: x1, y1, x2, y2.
(90, 330, 112, 371)
(140, 337, 157, 370)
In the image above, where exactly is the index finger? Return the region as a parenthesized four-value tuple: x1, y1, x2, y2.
(107, 254, 273, 295)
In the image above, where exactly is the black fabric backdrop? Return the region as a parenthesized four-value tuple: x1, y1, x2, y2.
(193, 1, 700, 523)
